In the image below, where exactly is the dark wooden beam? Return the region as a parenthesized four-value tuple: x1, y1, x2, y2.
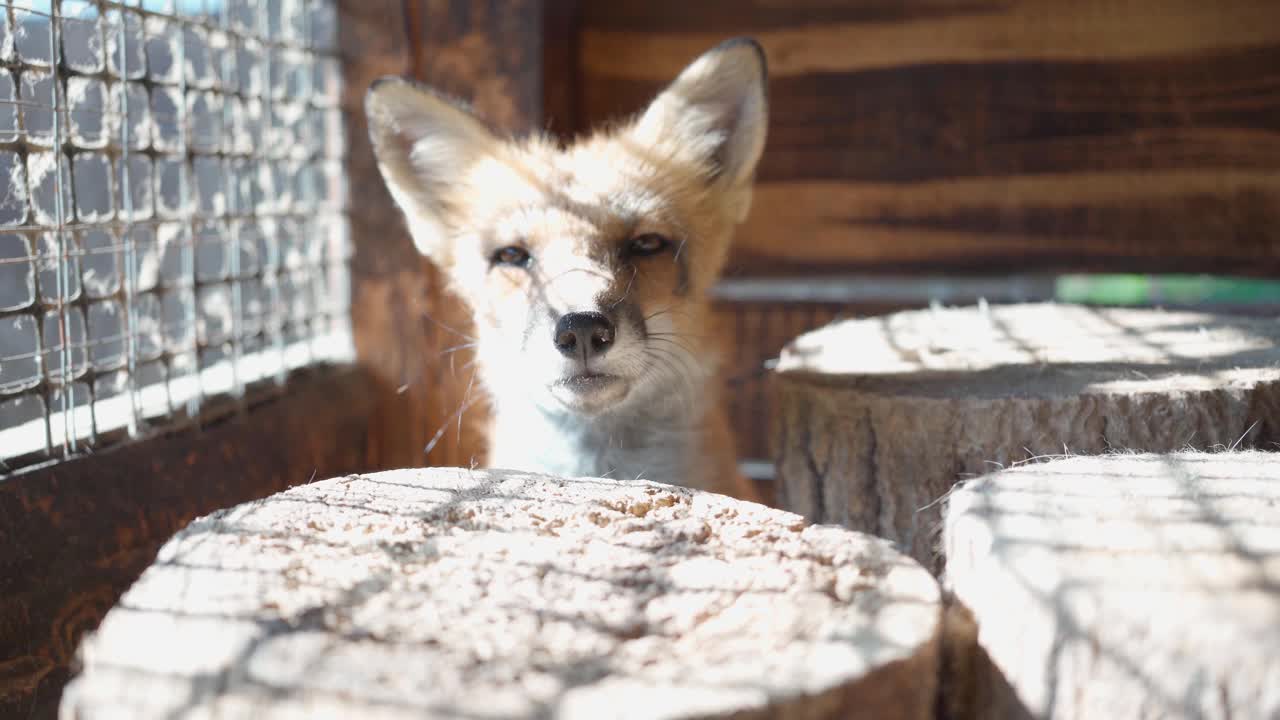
(579, 0, 1280, 277)
(542, 0, 585, 138)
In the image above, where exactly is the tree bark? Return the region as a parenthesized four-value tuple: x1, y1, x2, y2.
(945, 451, 1280, 719)
(772, 303, 1280, 571)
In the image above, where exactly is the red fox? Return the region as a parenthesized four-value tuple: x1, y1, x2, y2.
(365, 38, 767, 502)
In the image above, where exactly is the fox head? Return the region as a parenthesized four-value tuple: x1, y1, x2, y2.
(366, 39, 767, 419)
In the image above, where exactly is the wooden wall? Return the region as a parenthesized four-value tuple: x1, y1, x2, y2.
(12, 6, 1280, 713)
(571, 0, 1280, 463)
(348, 0, 1280, 468)
(577, 0, 1280, 277)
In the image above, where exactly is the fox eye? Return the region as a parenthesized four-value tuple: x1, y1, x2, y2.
(627, 233, 671, 257)
(491, 245, 531, 268)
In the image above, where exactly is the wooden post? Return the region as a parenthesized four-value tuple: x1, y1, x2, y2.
(0, 370, 375, 718)
(576, 0, 1280, 277)
(62, 469, 944, 719)
(946, 452, 1280, 718)
(772, 304, 1280, 571)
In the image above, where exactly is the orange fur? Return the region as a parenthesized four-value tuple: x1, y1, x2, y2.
(366, 39, 768, 502)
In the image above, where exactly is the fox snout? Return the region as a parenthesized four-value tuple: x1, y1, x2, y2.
(365, 37, 768, 496)
(553, 311, 616, 361)
(367, 37, 768, 421)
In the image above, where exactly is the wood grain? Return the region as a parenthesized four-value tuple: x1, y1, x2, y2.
(405, 0, 546, 133)
(0, 369, 375, 719)
(580, 0, 1280, 276)
(773, 304, 1280, 571)
(61, 468, 944, 720)
(730, 175, 1280, 275)
(582, 0, 1280, 77)
(586, 48, 1280, 183)
(946, 452, 1280, 718)
(541, 0, 585, 136)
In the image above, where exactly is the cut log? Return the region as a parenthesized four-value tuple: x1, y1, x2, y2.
(944, 451, 1280, 719)
(772, 303, 1280, 569)
(60, 468, 942, 720)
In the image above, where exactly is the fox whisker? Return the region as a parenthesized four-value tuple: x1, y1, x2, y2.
(457, 369, 479, 447)
(438, 341, 479, 357)
(367, 35, 767, 501)
(423, 312, 477, 343)
(609, 266, 639, 310)
(424, 393, 488, 456)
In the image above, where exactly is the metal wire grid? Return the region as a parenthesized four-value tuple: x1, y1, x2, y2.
(0, 0, 352, 475)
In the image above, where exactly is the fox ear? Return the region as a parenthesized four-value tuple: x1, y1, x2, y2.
(632, 38, 768, 190)
(365, 77, 497, 261)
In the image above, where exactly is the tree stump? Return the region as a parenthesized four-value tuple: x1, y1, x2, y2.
(944, 451, 1280, 719)
(772, 303, 1280, 569)
(60, 468, 942, 720)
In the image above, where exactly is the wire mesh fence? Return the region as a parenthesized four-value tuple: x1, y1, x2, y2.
(0, 0, 352, 475)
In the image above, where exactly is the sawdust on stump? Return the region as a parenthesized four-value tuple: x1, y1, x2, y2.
(945, 451, 1280, 720)
(772, 303, 1280, 570)
(61, 468, 942, 720)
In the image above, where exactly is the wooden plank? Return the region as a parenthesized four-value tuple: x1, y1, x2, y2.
(579, 0, 1280, 276)
(0, 369, 376, 719)
(582, 0, 1280, 77)
(404, 0, 546, 132)
(585, 48, 1280, 183)
(730, 175, 1280, 275)
(542, 0, 585, 137)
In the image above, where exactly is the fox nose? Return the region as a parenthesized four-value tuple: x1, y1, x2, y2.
(554, 312, 615, 359)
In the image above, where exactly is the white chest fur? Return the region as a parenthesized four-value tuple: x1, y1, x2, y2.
(485, 401, 699, 487)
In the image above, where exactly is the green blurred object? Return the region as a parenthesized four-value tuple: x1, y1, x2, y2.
(1056, 275, 1280, 307)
